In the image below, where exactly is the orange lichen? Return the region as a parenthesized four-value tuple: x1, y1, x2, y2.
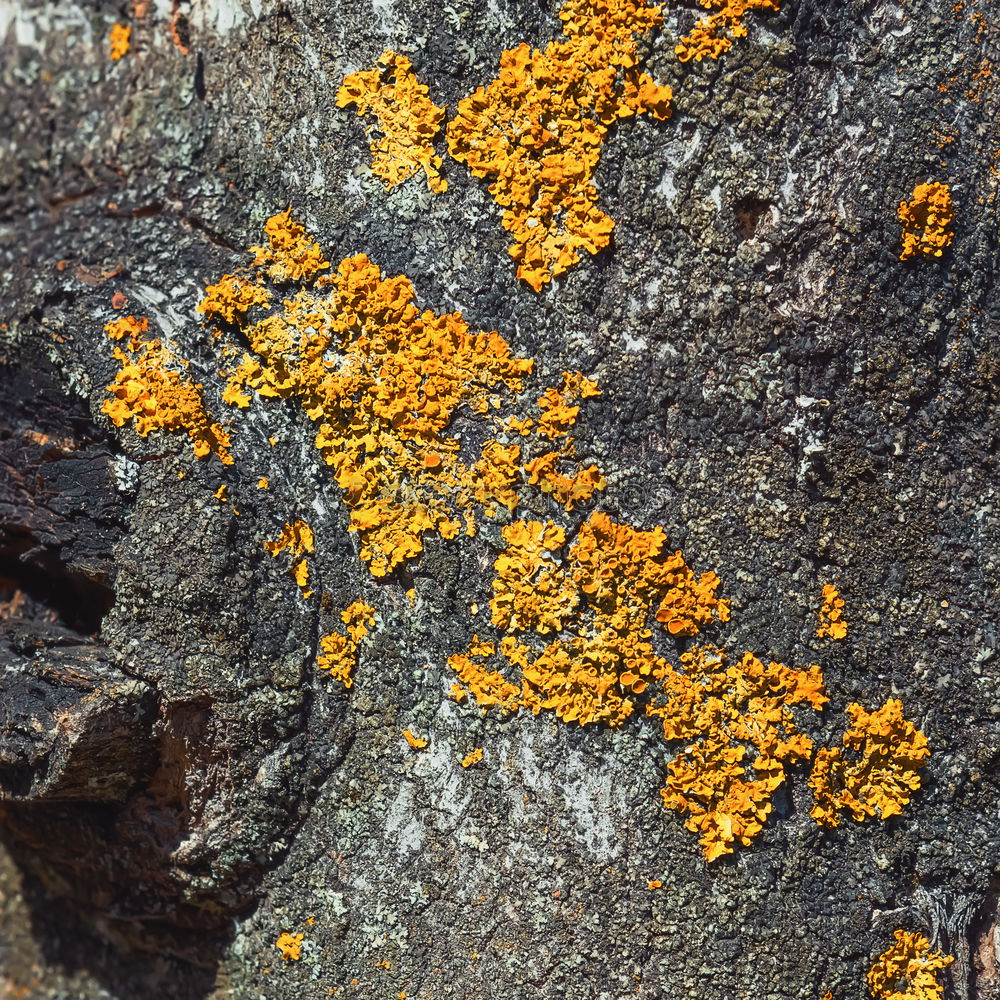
(817, 583, 848, 639)
(675, 0, 780, 63)
(211, 213, 612, 578)
(317, 600, 376, 687)
(450, 512, 731, 728)
(264, 520, 315, 598)
(275, 932, 304, 961)
(490, 520, 577, 634)
(647, 879, 663, 889)
(198, 273, 270, 325)
(647, 645, 827, 860)
(446, 0, 672, 290)
(867, 930, 954, 1000)
(102, 316, 234, 464)
(402, 728, 428, 749)
(249, 209, 331, 283)
(337, 51, 448, 194)
(104, 314, 149, 347)
(809, 699, 930, 828)
(448, 637, 522, 711)
(109, 22, 131, 60)
(461, 748, 484, 767)
(898, 182, 955, 261)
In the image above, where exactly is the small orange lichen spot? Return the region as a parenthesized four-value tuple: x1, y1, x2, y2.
(461, 747, 484, 768)
(337, 50, 447, 194)
(449, 683, 468, 703)
(264, 520, 315, 598)
(275, 932, 304, 961)
(402, 728, 428, 749)
(109, 22, 131, 60)
(648, 645, 827, 860)
(198, 273, 270, 325)
(809, 699, 930, 828)
(446, 0, 672, 289)
(820, 993, 833, 1000)
(249, 209, 331, 283)
(817, 583, 848, 639)
(676, 0, 781, 63)
(214, 484, 229, 501)
(111, 291, 128, 310)
(646, 879, 663, 889)
(258, 477, 269, 489)
(898, 182, 955, 261)
(102, 316, 234, 465)
(867, 930, 953, 1000)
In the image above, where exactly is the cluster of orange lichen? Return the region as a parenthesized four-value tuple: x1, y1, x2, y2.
(817, 583, 848, 639)
(275, 932, 304, 961)
(446, 0, 672, 290)
(337, 51, 448, 194)
(898, 182, 955, 261)
(198, 273, 270, 326)
(264, 520, 315, 598)
(207, 213, 611, 578)
(648, 646, 827, 860)
(317, 600, 377, 687)
(809, 699, 930, 828)
(867, 930, 954, 1000)
(249, 209, 331, 283)
(676, 0, 781, 63)
(109, 22, 131, 60)
(461, 747, 483, 767)
(449, 511, 731, 727)
(102, 315, 234, 464)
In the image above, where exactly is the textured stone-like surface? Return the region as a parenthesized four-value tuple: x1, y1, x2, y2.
(1, 0, 999, 997)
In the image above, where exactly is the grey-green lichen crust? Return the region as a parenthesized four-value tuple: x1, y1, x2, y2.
(1, 0, 999, 998)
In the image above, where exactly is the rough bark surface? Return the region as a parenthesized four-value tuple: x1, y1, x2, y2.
(1, 0, 999, 998)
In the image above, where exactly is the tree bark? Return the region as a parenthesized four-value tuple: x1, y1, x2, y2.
(1, 0, 999, 998)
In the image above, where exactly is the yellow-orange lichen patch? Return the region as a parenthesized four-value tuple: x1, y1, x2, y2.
(648, 645, 827, 860)
(817, 583, 848, 639)
(451, 512, 731, 729)
(338, 50, 448, 194)
(249, 209, 331, 283)
(867, 930, 953, 1000)
(898, 182, 955, 261)
(448, 637, 523, 711)
(102, 316, 234, 464)
(264, 520, 315, 598)
(198, 273, 270, 326)
(676, 0, 780, 63)
(275, 932, 303, 961)
(402, 728, 428, 749)
(490, 520, 577, 634)
(446, 0, 672, 290)
(809, 699, 930, 828)
(317, 600, 376, 688)
(104, 313, 149, 347)
(210, 214, 612, 578)
(109, 22, 131, 60)
(461, 747, 484, 767)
